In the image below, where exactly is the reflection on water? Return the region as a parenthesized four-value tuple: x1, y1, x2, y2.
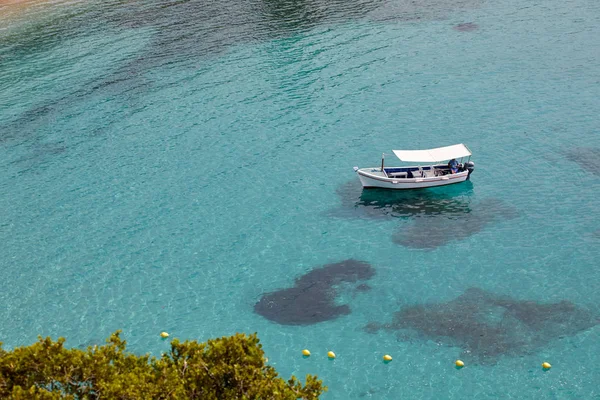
(365, 288, 599, 365)
(254, 259, 375, 325)
(392, 198, 518, 249)
(329, 179, 475, 220)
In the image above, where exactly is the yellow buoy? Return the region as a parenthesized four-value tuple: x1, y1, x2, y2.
(455, 360, 465, 368)
(160, 332, 169, 339)
(327, 351, 336, 359)
(302, 349, 311, 357)
(542, 362, 551, 370)
(383, 354, 393, 362)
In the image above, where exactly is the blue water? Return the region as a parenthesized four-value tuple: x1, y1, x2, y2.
(1, 0, 599, 398)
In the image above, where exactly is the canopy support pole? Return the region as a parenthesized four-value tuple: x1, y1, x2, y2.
(381, 153, 385, 171)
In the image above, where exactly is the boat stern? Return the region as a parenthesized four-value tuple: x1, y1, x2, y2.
(464, 161, 475, 179)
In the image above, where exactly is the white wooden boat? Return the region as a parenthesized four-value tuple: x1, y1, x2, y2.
(354, 144, 474, 190)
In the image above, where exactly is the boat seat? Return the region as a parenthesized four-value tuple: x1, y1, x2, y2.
(411, 169, 423, 178)
(423, 168, 436, 178)
(388, 172, 407, 178)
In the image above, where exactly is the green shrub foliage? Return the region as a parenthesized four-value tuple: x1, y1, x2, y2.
(0, 331, 325, 399)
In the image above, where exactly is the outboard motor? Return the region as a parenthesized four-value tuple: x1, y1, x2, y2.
(464, 161, 475, 179)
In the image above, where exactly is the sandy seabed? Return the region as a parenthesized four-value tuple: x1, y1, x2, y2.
(0, 0, 70, 26)
(0, 0, 44, 14)
(0, 0, 40, 6)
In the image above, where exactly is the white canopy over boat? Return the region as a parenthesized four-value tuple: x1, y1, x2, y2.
(392, 144, 471, 163)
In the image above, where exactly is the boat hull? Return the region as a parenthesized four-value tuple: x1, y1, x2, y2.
(356, 168, 469, 189)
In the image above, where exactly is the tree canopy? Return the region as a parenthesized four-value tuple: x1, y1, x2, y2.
(0, 331, 325, 399)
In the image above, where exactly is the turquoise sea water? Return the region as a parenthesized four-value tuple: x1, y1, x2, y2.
(1, 0, 599, 398)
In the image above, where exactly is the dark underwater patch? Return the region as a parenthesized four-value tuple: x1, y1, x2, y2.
(392, 198, 518, 249)
(9, 143, 67, 172)
(109, 0, 483, 47)
(329, 179, 474, 220)
(453, 22, 478, 31)
(54, 0, 483, 77)
(365, 288, 598, 364)
(2, 0, 483, 152)
(254, 259, 375, 325)
(566, 147, 600, 176)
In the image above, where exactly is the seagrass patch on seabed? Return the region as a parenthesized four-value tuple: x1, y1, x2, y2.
(364, 288, 599, 365)
(254, 259, 375, 325)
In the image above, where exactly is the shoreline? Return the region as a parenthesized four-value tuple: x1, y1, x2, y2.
(0, 0, 56, 26)
(0, 0, 37, 4)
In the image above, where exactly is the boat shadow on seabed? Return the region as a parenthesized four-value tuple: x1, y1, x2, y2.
(328, 179, 475, 220)
(328, 180, 518, 249)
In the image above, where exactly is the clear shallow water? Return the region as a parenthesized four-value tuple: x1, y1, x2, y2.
(1, 0, 599, 398)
